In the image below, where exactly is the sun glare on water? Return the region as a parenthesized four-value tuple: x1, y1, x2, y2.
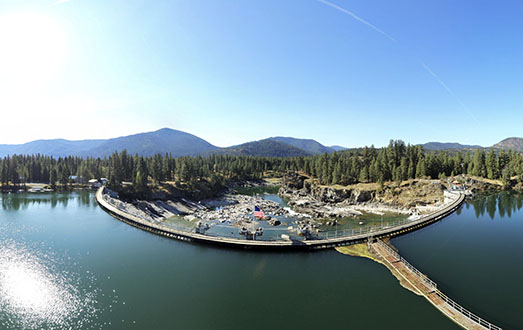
(0, 243, 98, 329)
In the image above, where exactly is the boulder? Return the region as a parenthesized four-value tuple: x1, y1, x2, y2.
(282, 172, 308, 190)
(350, 190, 374, 203)
(269, 219, 281, 226)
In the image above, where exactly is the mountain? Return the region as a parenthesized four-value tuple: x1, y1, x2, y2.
(216, 139, 312, 157)
(0, 128, 218, 158)
(492, 137, 523, 152)
(79, 128, 218, 157)
(0, 139, 105, 158)
(421, 142, 482, 151)
(329, 145, 347, 152)
(268, 137, 335, 154)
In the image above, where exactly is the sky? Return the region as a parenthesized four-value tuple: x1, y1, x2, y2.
(0, 0, 522, 148)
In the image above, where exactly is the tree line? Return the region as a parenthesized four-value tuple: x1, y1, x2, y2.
(301, 140, 523, 187)
(1, 140, 522, 196)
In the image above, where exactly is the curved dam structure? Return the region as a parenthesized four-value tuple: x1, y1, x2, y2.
(95, 187, 465, 250)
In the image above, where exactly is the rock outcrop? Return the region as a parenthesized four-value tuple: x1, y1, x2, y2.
(280, 172, 374, 204)
(279, 172, 447, 218)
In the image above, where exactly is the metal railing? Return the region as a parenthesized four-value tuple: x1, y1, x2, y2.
(375, 239, 501, 330)
(101, 191, 464, 243)
(376, 239, 437, 290)
(317, 217, 412, 240)
(316, 193, 464, 241)
(434, 291, 502, 330)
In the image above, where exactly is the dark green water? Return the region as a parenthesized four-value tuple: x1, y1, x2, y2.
(393, 191, 523, 330)
(2, 191, 515, 329)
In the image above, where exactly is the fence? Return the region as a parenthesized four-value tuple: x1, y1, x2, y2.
(101, 191, 464, 243)
(375, 239, 501, 330)
(375, 239, 437, 290)
(434, 291, 502, 330)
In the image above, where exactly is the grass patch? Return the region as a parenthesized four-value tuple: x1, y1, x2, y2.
(336, 243, 381, 263)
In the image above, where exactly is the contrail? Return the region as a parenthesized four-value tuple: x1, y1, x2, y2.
(420, 61, 478, 122)
(316, 0, 396, 42)
(317, 0, 477, 121)
(420, 62, 456, 98)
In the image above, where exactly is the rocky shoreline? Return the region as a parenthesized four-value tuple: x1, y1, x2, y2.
(102, 181, 312, 228)
(278, 172, 453, 218)
(103, 173, 501, 230)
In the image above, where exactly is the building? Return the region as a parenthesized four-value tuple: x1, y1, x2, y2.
(88, 179, 101, 188)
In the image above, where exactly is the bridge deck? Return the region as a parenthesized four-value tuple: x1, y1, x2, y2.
(372, 240, 501, 330)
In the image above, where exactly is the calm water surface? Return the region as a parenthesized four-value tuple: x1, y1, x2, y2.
(393, 192, 523, 330)
(2, 191, 517, 329)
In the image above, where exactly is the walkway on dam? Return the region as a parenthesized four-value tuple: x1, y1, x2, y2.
(372, 239, 502, 330)
(95, 187, 465, 250)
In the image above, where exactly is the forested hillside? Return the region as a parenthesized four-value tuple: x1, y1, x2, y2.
(1, 140, 521, 197)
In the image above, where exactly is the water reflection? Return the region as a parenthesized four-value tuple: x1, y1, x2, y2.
(0, 242, 98, 329)
(468, 192, 523, 219)
(0, 192, 93, 211)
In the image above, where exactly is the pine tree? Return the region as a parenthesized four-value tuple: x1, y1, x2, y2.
(133, 157, 149, 194)
(332, 162, 342, 185)
(472, 149, 486, 177)
(49, 168, 57, 188)
(486, 150, 499, 179)
(416, 158, 426, 178)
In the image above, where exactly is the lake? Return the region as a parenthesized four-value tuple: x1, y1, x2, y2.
(1, 190, 519, 329)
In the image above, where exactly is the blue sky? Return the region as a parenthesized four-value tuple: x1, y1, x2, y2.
(0, 0, 522, 148)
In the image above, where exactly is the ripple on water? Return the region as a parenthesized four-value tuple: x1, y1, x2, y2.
(0, 241, 99, 329)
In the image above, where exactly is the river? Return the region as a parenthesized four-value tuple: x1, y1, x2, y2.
(0, 190, 519, 329)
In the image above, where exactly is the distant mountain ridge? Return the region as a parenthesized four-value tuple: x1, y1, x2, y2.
(2, 128, 521, 158)
(0, 128, 219, 158)
(421, 142, 483, 151)
(492, 138, 523, 152)
(0, 139, 105, 158)
(215, 139, 312, 157)
(268, 137, 336, 154)
(329, 145, 347, 152)
(0, 129, 340, 158)
(78, 128, 219, 158)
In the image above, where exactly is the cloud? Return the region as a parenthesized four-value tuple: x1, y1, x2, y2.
(316, 0, 396, 42)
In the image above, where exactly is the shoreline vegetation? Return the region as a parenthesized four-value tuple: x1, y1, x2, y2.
(0, 140, 519, 219)
(1, 140, 521, 197)
(0, 148, 514, 229)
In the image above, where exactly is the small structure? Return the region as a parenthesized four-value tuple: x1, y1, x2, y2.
(89, 179, 101, 188)
(195, 221, 210, 234)
(239, 226, 264, 240)
(100, 178, 109, 185)
(450, 181, 465, 191)
(297, 222, 315, 239)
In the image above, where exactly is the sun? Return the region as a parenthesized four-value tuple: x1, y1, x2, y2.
(0, 12, 67, 85)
